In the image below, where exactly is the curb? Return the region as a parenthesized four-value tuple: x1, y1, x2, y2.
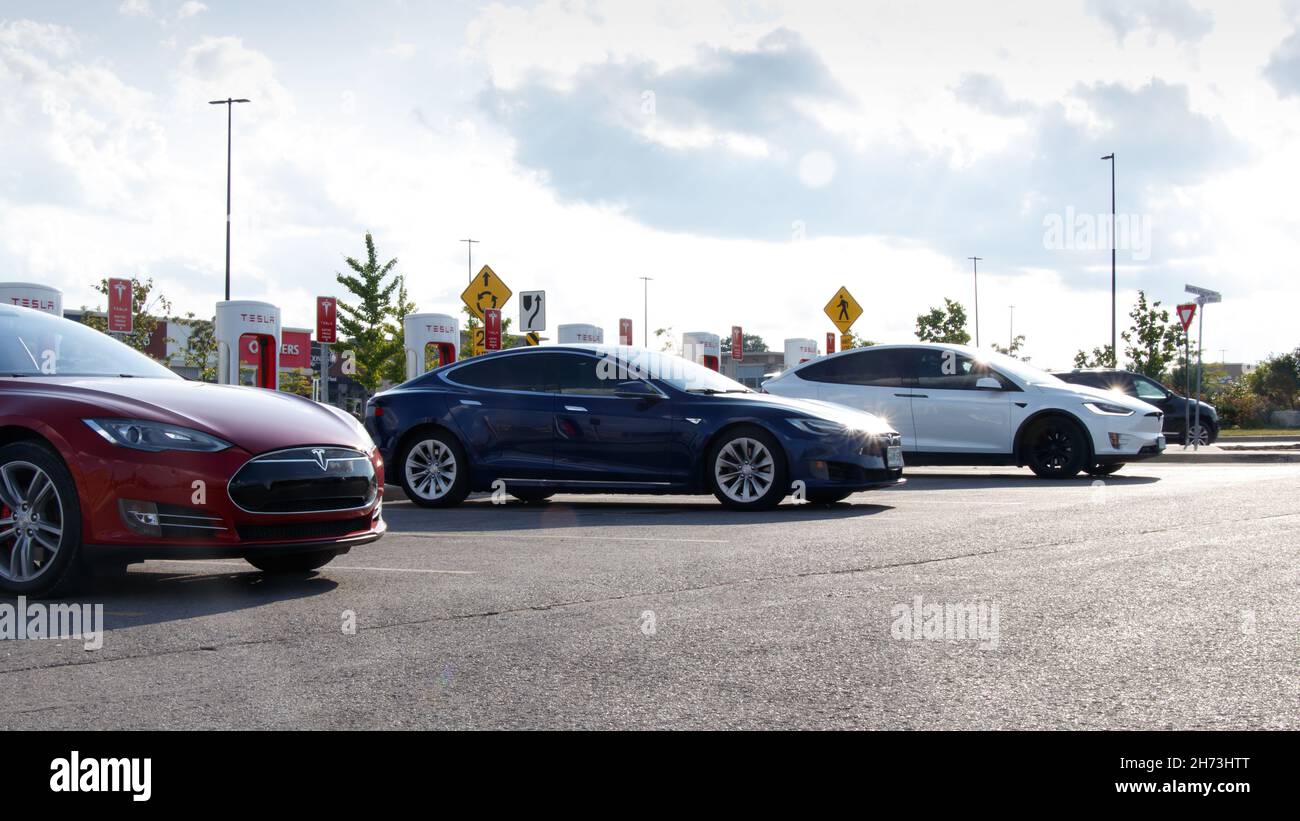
(1155, 451, 1300, 464)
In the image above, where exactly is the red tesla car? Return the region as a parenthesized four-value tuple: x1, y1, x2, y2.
(0, 304, 385, 595)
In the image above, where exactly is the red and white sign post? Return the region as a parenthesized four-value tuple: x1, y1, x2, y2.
(316, 296, 337, 403)
(731, 326, 743, 362)
(107, 278, 133, 334)
(826, 332, 835, 355)
(484, 308, 502, 351)
(619, 318, 633, 346)
(1176, 303, 1197, 448)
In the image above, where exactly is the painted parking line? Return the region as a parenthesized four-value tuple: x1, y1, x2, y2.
(143, 559, 478, 575)
(407, 532, 728, 544)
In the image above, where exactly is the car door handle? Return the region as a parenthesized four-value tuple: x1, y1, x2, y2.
(563, 405, 588, 412)
(894, 393, 927, 399)
(459, 399, 481, 406)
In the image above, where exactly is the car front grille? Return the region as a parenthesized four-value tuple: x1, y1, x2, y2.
(236, 516, 373, 543)
(228, 447, 377, 514)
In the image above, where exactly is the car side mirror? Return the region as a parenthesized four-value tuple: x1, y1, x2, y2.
(975, 376, 1003, 391)
(614, 380, 662, 399)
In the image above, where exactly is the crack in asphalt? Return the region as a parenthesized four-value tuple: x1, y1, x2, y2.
(1, 507, 1295, 688)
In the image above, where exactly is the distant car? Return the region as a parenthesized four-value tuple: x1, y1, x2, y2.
(763, 343, 1166, 478)
(1050, 369, 1218, 445)
(0, 304, 385, 596)
(366, 345, 904, 510)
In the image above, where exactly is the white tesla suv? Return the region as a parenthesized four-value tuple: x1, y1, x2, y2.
(763, 343, 1166, 478)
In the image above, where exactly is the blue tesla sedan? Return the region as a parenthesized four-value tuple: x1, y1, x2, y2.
(365, 346, 903, 510)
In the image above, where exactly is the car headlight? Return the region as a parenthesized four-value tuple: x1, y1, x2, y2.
(84, 419, 232, 453)
(787, 417, 848, 435)
(1082, 401, 1134, 417)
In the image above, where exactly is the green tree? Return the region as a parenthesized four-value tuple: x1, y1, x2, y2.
(278, 369, 314, 398)
(176, 313, 217, 382)
(653, 326, 677, 353)
(992, 334, 1027, 359)
(382, 275, 419, 384)
(720, 333, 768, 353)
(1247, 350, 1300, 409)
(1073, 345, 1116, 369)
(1121, 290, 1186, 379)
(845, 331, 877, 349)
(335, 232, 401, 394)
(81, 277, 172, 355)
(914, 299, 971, 345)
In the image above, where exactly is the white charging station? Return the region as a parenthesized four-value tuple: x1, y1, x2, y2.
(0, 283, 63, 316)
(215, 300, 281, 389)
(558, 324, 604, 344)
(404, 312, 460, 380)
(784, 338, 818, 368)
(682, 331, 721, 371)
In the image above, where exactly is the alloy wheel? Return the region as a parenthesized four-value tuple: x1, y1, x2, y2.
(0, 461, 65, 583)
(714, 437, 775, 503)
(405, 440, 457, 500)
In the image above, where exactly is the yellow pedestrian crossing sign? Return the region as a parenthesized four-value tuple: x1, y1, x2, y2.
(824, 286, 863, 332)
(461, 265, 512, 321)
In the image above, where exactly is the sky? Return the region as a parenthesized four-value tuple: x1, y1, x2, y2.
(2, 0, 1299, 369)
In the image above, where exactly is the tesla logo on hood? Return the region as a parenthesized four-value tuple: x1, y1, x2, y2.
(311, 448, 329, 470)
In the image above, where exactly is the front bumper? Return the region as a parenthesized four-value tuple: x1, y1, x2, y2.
(83, 525, 385, 564)
(785, 429, 905, 491)
(1087, 410, 1166, 462)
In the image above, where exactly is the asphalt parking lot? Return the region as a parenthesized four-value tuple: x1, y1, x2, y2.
(1, 462, 1296, 730)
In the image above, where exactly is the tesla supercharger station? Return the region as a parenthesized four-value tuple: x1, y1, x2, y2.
(682, 332, 721, 371)
(216, 300, 281, 390)
(784, 338, 818, 368)
(404, 313, 460, 380)
(558, 324, 604, 344)
(0, 283, 63, 315)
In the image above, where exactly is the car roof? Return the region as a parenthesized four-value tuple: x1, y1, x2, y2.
(777, 342, 984, 377)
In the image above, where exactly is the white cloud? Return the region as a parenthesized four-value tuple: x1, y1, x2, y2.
(176, 1, 209, 21)
(117, 0, 152, 18)
(385, 41, 418, 60)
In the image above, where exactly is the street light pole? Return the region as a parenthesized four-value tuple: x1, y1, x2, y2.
(460, 238, 479, 283)
(968, 257, 982, 347)
(639, 276, 653, 347)
(1102, 153, 1116, 364)
(1009, 305, 1015, 349)
(209, 97, 250, 301)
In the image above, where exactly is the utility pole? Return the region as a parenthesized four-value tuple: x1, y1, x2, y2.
(1009, 305, 1015, 350)
(208, 97, 250, 301)
(638, 276, 653, 347)
(1102, 153, 1117, 363)
(968, 257, 982, 347)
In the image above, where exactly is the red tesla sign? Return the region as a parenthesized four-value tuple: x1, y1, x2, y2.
(826, 332, 836, 354)
(619, 318, 633, 346)
(280, 330, 312, 369)
(731, 326, 743, 361)
(316, 297, 337, 344)
(484, 308, 502, 351)
(107, 278, 132, 334)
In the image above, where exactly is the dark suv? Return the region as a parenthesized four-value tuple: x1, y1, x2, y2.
(1050, 369, 1218, 445)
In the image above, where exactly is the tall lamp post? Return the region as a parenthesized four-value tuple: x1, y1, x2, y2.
(460, 238, 479, 283)
(209, 97, 250, 301)
(638, 276, 653, 347)
(967, 256, 982, 347)
(1101, 153, 1116, 364)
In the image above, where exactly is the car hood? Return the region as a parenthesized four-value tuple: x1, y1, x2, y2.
(1032, 381, 1162, 415)
(19, 377, 371, 454)
(715, 391, 898, 435)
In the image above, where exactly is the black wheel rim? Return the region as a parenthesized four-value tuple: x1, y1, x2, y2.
(1032, 427, 1074, 472)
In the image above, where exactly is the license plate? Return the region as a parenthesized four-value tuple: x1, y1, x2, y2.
(1157, 436, 1166, 451)
(886, 445, 904, 468)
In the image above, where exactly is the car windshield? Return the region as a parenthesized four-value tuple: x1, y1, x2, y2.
(606, 347, 751, 393)
(976, 350, 1067, 387)
(0, 305, 179, 378)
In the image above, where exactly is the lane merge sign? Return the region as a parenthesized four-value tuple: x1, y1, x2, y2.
(461, 265, 512, 321)
(520, 290, 545, 332)
(824, 286, 863, 333)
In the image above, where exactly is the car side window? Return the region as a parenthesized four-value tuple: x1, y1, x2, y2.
(1133, 376, 1167, 400)
(796, 349, 906, 386)
(552, 353, 620, 396)
(448, 353, 549, 392)
(911, 349, 1015, 391)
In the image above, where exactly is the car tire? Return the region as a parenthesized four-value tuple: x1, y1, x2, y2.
(509, 489, 555, 504)
(398, 429, 470, 508)
(707, 425, 788, 511)
(1023, 416, 1089, 479)
(0, 441, 85, 597)
(1186, 422, 1213, 447)
(246, 549, 338, 574)
(1086, 462, 1124, 477)
(804, 489, 854, 505)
